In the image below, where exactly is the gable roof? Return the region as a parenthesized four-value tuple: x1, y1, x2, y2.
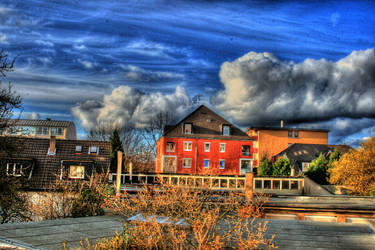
(0, 137, 110, 189)
(7, 119, 76, 128)
(163, 105, 252, 140)
(274, 143, 352, 163)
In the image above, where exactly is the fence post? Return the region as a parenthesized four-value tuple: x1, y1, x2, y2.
(116, 151, 123, 195)
(245, 172, 254, 199)
(129, 161, 133, 182)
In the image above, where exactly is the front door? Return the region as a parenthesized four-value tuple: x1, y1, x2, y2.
(239, 159, 252, 175)
(163, 156, 177, 173)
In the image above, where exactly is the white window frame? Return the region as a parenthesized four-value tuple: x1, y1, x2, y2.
(219, 159, 225, 169)
(6, 163, 23, 177)
(69, 165, 85, 179)
(182, 158, 192, 168)
(220, 143, 226, 153)
(239, 159, 253, 175)
(184, 141, 193, 151)
(166, 142, 175, 152)
(204, 142, 210, 152)
(184, 123, 192, 134)
(89, 145, 100, 154)
(222, 125, 230, 136)
(294, 131, 299, 138)
(203, 159, 210, 168)
(302, 162, 311, 172)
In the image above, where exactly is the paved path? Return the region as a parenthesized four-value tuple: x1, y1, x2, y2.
(0, 216, 374, 249)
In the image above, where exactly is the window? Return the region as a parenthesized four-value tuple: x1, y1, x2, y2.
(22, 126, 35, 135)
(242, 145, 250, 156)
(220, 143, 226, 152)
(219, 160, 225, 169)
(204, 143, 210, 152)
(184, 141, 192, 151)
(166, 142, 175, 152)
(222, 125, 230, 136)
(184, 123, 192, 134)
(36, 127, 49, 136)
(302, 162, 310, 172)
(51, 127, 63, 136)
(75, 145, 82, 152)
(204, 159, 210, 168)
(7, 126, 20, 135)
(69, 165, 85, 179)
(89, 146, 99, 154)
(6, 163, 23, 176)
(294, 131, 299, 138)
(183, 158, 192, 168)
(288, 131, 292, 138)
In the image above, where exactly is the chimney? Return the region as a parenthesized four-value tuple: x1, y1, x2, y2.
(281, 120, 284, 128)
(49, 136, 56, 155)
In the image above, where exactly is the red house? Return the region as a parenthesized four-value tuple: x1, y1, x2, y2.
(156, 105, 256, 176)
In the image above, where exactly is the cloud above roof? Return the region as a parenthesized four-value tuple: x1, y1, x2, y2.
(211, 48, 375, 126)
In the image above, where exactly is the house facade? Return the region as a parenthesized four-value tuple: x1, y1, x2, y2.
(156, 105, 256, 176)
(1, 119, 77, 140)
(0, 136, 110, 189)
(247, 125, 329, 167)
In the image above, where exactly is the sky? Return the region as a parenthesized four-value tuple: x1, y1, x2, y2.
(0, 0, 374, 146)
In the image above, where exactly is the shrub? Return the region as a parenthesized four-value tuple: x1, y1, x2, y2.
(272, 158, 291, 176)
(305, 153, 329, 185)
(258, 156, 273, 176)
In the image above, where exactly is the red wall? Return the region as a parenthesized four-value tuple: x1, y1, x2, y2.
(156, 137, 254, 175)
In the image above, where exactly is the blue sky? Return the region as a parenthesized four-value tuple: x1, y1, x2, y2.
(1, 0, 375, 146)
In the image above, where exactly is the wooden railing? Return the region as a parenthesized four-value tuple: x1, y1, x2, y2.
(109, 173, 305, 194)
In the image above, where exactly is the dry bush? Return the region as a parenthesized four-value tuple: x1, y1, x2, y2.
(31, 172, 114, 221)
(86, 180, 275, 249)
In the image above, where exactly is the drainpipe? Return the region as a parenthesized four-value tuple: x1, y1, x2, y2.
(195, 138, 198, 175)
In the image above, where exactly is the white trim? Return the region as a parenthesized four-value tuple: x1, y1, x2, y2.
(166, 142, 175, 152)
(219, 143, 226, 153)
(182, 158, 192, 168)
(204, 142, 210, 152)
(239, 158, 253, 175)
(6, 163, 23, 177)
(219, 159, 225, 169)
(183, 141, 193, 151)
(162, 155, 177, 173)
(203, 159, 210, 168)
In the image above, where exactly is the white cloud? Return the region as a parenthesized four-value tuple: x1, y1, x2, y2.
(122, 64, 184, 83)
(125, 40, 175, 58)
(24, 112, 41, 120)
(35, 39, 54, 47)
(0, 33, 7, 44)
(79, 59, 94, 69)
(72, 85, 192, 130)
(211, 49, 375, 126)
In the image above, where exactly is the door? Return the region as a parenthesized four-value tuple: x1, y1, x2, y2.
(239, 159, 252, 175)
(163, 156, 177, 173)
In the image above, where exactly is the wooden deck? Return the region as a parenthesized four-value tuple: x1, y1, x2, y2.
(0, 215, 374, 249)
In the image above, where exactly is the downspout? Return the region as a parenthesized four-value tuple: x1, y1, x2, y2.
(195, 138, 198, 175)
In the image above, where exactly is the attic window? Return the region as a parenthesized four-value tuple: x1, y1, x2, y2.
(184, 123, 192, 134)
(222, 125, 230, 136)
(6, 163, 23, 177)
(75, 145, 82, 152)
(69, 165, 85, 179)
(89, 146, 99, 154)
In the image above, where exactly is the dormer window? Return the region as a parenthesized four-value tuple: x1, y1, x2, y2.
(89, 145, 99, 154)
(6, 163, 23, 177)
(184, 123, 192, 134)
(222, 125, 230, 136)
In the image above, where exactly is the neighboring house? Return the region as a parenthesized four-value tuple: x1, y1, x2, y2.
(247, 123, 329, 167)
(1, 119, 77, 140)
(156, 105, 256, 175)
(0, 136, 110, 189)
(273, 143, 351, 174)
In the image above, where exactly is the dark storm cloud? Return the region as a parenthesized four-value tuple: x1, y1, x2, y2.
(211, 49, 375, 127)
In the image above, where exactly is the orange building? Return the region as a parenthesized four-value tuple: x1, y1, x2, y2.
(247, 124, 329, 168)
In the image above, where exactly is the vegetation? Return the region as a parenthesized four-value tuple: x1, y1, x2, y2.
(329, 137, 375, 196)
(258, 156, 273, 176)
(272, 158, 291, 176)
(305, 153, 329, 185)
(84, 182, 276, 249)
(109, 129, 123, 170)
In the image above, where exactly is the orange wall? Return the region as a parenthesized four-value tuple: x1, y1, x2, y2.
(249, 129, 328, 160)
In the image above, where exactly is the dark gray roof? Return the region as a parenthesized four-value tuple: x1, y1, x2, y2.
(8, 119, 75, 127)
(274, 143, 352, 162)
(248, 126, 329, 132)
